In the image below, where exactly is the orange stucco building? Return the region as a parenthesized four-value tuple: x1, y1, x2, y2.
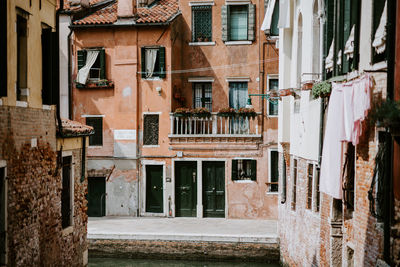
(64, 0, 279, 219)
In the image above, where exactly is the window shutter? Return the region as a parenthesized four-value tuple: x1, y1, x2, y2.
(221, 5, 229, 42)
(232, 160, 238, 180)
(158, 46, 166, 78)
(99, 49, 106, 80)
(342, 0, 351, 73)
(250, 160, 257, 181)
(323, 0, 334, 79)
(77, 50, 87, 71)
(248, 4, 256, 41)
(141, 47, 146, 78)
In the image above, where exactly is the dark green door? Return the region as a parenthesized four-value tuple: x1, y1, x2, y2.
(175, 161, 197, 217)
(87, 177, 106, 217)
(203, 161, 225, 217)
(146, 165, 163, 213)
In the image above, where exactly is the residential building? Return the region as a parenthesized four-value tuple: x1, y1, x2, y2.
(65, 0, 280, 219)
(278, 0, 394, 266)
(0, 0, 91, 265)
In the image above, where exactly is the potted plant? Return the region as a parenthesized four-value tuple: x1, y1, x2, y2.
(238, 107, 257, 118)
(197, 35, 204, 42)
(192, 107, 211, 118)
(173, 107, 192, 117)
(217, 107, 236, 117)
(312, 81, 332, 98)
(371, 99, 400, 134)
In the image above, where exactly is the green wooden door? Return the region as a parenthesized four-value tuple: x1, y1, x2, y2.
(146, 165, 163, 213)
(203, 161, 225, 217)
(175, 161, 197, 217)
(87, 177, 106, 217)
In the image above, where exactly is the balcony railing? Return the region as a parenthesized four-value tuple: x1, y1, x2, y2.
(169, 113, 261, 137)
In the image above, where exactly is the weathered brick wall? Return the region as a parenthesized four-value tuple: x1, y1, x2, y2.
(0, 106, 88, 266)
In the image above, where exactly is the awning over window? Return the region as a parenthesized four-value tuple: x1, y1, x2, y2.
(77, 50, 99, 85)
(278, 0, 290, 29)
(344, 25, 355, 60)
(261, 0, 276, 32)
(325, 40, 334, 72)
(372, 0, 387, 54)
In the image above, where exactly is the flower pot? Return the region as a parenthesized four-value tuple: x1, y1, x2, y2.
(302, 82, 314, 90)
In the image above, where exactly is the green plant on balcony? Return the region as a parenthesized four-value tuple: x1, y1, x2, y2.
(238, 107, 257, 118)
(312, 81, 332, 98)
(217, 107, 236, 117)
(173, 107, 192, 117)
(371, 99, 400, 132)
(192, 107, 211, 118)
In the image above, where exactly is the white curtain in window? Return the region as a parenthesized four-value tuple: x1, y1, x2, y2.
(325, 40, 334, 72)
(145, 49, 158, 78)
(372, 0, 387, 54)
(76, 50, 100, 84)
(337, 50, 342, 67)
(344, 25, 355, 60)
(261, 0, 276, 31)
(278, 0, 290, 29)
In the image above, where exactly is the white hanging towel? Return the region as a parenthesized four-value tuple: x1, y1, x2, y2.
(325, 40, 334, 72)
(145, 49, 158, 78)
(76, 50, 100, 85)
(261, 0, 276, 31)
(344, 25, 355, 60)
(372, 0, 387, 54)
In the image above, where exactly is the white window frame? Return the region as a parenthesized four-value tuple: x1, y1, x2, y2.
(61, 151, 74, 234)
(267, 148, 279, 194)
(267, 74, 279, 117)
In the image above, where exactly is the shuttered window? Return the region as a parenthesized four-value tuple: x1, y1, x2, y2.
(193, 83, 212, 110)
(192, 6, 212, 42)
(221, 4, 255, 42)
(143, 114, 159, 145)
(232, 159, 257, 181)
(371, 0, 386, 64)
(270, 0, 279, 36)
(77, 49, 106, 81)
(141, 47, 166, 79)
(62, 156, 72, 229)
(86, 117, 103, 146)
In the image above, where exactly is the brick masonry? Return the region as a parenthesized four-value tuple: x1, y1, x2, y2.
(0, 106, 88, 266)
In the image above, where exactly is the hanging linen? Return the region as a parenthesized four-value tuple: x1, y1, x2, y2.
(372, 0, 387, 54)
(325, 40, 334, 72)
(261, 0, 276, 31)
(76, 50, 100, 85)
(344, 25, 355, 60)
(145, 49, 158, 78)
(278, 0, 290, 29)
(337, 50, 342, 67)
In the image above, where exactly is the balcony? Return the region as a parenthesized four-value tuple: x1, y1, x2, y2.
(169, 113, 262, 142)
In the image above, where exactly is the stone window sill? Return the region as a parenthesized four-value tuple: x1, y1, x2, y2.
(233, 180, 256, 183)
(76, 80, 114, 89)
(224, 41, 252, 46)
(16, 101, 28, 107)
(189, 42, 216, 46)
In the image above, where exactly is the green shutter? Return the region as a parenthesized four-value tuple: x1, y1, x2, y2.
(270, 1, 280, 36)
(77, 50, 87, 71)
(248, 4, 255, 41)
(250, 160, 257, 181)
(323, 0, 334, 79)
(351, 0, 360, 70)
(159, 46, 166, 79)
(342, 0, 351, 74)
(221, 5, 228, 42)
(232, 160, 238, 180)
(141, 47, 146, 78)
(99, 49, 106, 80)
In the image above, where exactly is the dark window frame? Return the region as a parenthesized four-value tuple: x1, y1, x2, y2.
(61, 156, 73, 229)
(268, 77, 279, 116)
(77, 48, 106, 84)
(192, 5, 212, 42)
(193, 82, 212, 111)
(371, 0, 386, 64)
(228, 5, 249, 41)
(143, 114, 160, 146)
(268, 150, 279, 192)
(306, 164, 313, 210)
(291, 158, 298, 211)
(141, 46, 166, 79)
(232, 159, 257, 181)
(86, 117, 103, 147)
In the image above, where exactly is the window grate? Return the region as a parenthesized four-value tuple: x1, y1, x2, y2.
(192, 6, 212, 41)
(143, 115, 159, 145)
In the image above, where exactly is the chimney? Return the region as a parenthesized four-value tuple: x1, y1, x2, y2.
(118, 0, 136, 18)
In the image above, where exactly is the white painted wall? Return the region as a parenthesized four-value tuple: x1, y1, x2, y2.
(59, 14, 71, 119)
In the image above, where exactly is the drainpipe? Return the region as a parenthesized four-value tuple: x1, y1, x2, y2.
(56, 0, 64, 138)
(68, 29, 73, 120)
(136, 28, 141, 217)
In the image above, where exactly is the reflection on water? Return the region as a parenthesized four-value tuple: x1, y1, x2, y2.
(89, 258, 279, 267)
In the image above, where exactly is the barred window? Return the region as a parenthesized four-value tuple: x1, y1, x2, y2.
(143, 114, 159, 146)
(193, 83, 212, 111)
(192, 6, 212, 42)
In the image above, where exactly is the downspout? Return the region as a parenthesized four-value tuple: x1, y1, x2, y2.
(56, 0, 64, 138)
(384, 0, 396, 263)
(136, 28, 141, 217)
(68, 30, 73, 120)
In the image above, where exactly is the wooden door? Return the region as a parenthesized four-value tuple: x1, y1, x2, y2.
(175, 161, 197, 217)
(203, 161, 225, 217)
(87, 177, 106, 217)
(0, 168, 5, 266)
(146, 165, 163, 213)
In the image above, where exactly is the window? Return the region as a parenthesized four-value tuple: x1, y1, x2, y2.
(297, 14, 303, 87)
(261, 0, 279, 36)
(192, 5, 212, 42)
(343, 143, 355, 214)
(229, 82, 248, 109)
(371, 0, 386, 64)
(143, 114, 159, 146)
(193, 83, 212, 110)
(61, 156, 73, 229)
(0, 0, 7, 97)
(232, 159, 256, 181)
(0, 167, 6, 265)
(314, 167, 320, 212)
(86, 117, 103, 146)
(141, 47, 166, 79)
(17, 12, 28, 102)
(293, 99, 300, 114)
(281, 156, 287, 204)
(307, 164, 313, 210)
(77, 49, 106, 85)
(41, 26, 57, 105)
(291, 159, 297, 210)
(268, 150, 279, 192)
(221, 4, 255, 42)
(268, 78, 278, 116)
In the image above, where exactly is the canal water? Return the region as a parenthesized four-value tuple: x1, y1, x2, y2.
(89, 258, 279, 267)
